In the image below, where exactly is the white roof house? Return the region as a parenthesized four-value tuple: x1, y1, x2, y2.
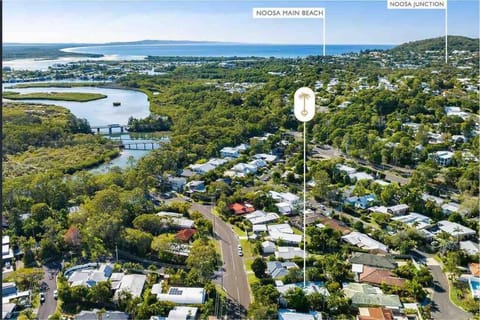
(441, 202, 463, 215)
(276, 202, 294, 215)
(68, 264, 113, 288)
(445, 106, 470, 120)
(220, 147, 240, 158)
(253, 153, 277, 163)
(268, 224, 302, 245)
(252, 224, 268, 233)
(269, 230, 302, 245)
(262, 241, 276, 254)
(422, 193, 445, 206)
(190, 163, 216, 175)
(231, 163, 258, 175)
(114, 274, 146, 300)
(430, 151, 454, 166)
(460, 241, 480, 256)
(336, 164, 357, 175)
(348, 172, 374, 181)
(275, 247, 305, 260)
(249, 159, 267, 168)
(166, 306, 199, 320)
(437, 221, 476, 239)
(341, 232, 388, 252)
(269, 191, 300, 205)
(392, 213, 432, 230)
(152, 285, 206, 304)
(245, 210, 279, 225)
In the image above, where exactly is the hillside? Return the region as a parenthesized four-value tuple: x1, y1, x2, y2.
(390, 35, 479, 53)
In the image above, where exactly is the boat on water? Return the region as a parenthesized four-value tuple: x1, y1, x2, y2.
(113, 102, 121, 106)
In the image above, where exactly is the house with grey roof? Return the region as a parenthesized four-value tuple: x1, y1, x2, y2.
(343, 283, 402, 309)
(349, 253, 397, 270)
(266, 261, 298, 279)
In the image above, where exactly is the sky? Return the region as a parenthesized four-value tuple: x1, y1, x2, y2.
(3, 0, 479, 44)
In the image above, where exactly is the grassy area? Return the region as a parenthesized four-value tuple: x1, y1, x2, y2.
(4, 143, 119, 178)
(232, 225, 247, 237)
(448, 278, 478, 314)
(3, 91, 107, 102)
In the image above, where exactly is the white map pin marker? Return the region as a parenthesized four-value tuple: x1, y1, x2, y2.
(294, 87, 315, 122)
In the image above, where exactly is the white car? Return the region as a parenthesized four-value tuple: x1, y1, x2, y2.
(53, 290, 58, 299)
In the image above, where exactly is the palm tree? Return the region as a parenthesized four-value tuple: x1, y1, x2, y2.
(299, 92, 311, 116)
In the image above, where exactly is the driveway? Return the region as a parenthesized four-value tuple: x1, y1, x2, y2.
(413, 250, 472, 320)
(188, 202, 251, 310)
(37, 262, 60, 320)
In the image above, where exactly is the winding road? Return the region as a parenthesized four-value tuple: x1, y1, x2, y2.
(413, 250, 472, 320)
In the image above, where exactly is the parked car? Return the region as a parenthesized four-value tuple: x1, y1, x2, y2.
(53, 290, 58, 299)
(39, 293, 45, 303)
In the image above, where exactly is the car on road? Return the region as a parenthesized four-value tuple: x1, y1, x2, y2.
(39, 292, 45, 303)
(184, 196, 192, 202)
(53, 290, 58, 299)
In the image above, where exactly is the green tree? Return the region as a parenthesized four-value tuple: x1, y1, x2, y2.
(251, 257, 267, 279)
(284, 287, 310, 312)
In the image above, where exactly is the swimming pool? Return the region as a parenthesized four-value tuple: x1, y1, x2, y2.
(468, 277, 480, 299)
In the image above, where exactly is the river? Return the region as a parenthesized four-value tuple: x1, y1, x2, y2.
(2, 83, 165, 172)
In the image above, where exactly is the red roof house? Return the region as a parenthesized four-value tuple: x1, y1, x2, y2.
(175, 228, 197, 242)
(228, 203, 255, 215)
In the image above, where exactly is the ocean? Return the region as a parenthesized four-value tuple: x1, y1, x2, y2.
(63, 43, 394, 58)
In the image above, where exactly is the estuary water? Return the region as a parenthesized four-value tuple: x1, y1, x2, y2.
(2, 84, 161, 171)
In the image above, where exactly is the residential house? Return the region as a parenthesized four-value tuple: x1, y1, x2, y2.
(270, 191, 300, 215)
(460, 241, 480, 256)
(276, 281, 330, 297)
(262, 241, 276, 254)
(152, 285, 206, 304)
(249, 159, 267, 168)
(444, 106, 470, 120)
(336, 164, 357, 175)
(268, 224, 302, 245)
(229, 202, 255, 215)
(175, 229, 197, 242)
(369, 204, 408, 216)
(436, 220, 476, 240)
(230, 163, 258, 176)
(349, 253, 397, 270)
(349, 172, 375, 182)
(185, 180, 206, 193)
(75, 310, 129, 320)
(2, 236, 13, 262)
(252, 224, 268, 234)
(358, 266, 406, 287)
(356, 307, 394, 320)
(429, 151, 454, 166)
(168, 177, 187, 192)
(190, 163, 216, 175)
(275, 247, 305, 260)
(68, 263, 113, 287)
(266, 261, 299, 279)
(157, 212, 195, 230)
(342, 232, 388, 253)
(220, 147, 240, 158)
(253, 153, 277, 163)
(343, 283, 402, 309)
(245, 210, 279, 225)
(166, 306, 198, 320)
(278, 309, 323, 320)
(391, 213, 432, 230)
(422, 193, 444, 207)
(114, 274, 146, 300)
(345, 195, 377, 209)
(441, 202, 464, 216)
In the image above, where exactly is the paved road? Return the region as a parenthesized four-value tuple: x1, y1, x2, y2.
(413, 250, 472, 320)
(37, 263, 59, 320)
(428, 265, 472, 320)
(189, 202, 251, 310)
